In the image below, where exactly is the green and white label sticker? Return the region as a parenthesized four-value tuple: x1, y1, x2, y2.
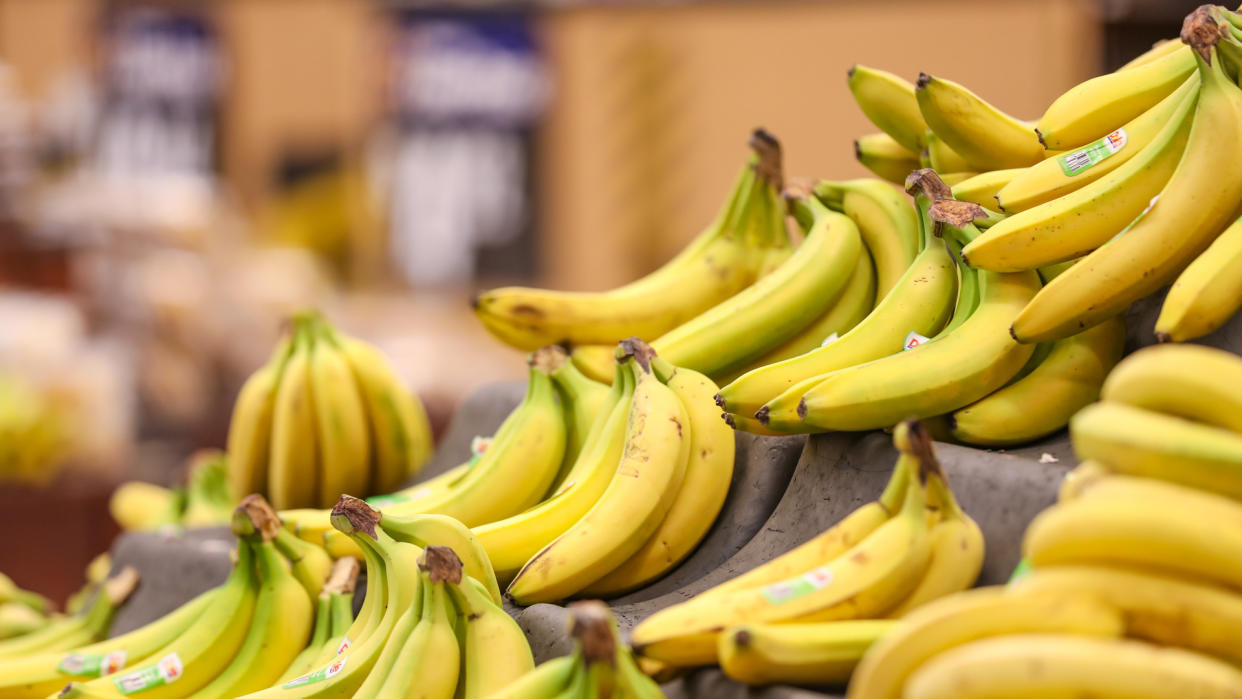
(903, 331, 931, 351)
(282, 655, 348, 688)
(113, 653, 182, 694)
(760, 566, 835, 604)
(1058, 128, 1128, 177)
(59, 650, 127, 677)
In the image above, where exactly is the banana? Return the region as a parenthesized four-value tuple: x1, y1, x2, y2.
(0, 573, 51, 615)
(997, 75, 1199, 213)
(884, 465, 983, 618)
(272, 525, 334, 599)
(568, 345, 616, 385)
(329, 329, 433, 492)
(484, 652, 582, 699)
(268, 323, 320, 511)
(472, 133, 780, 350)
(305, 535, 382, 670)
(192, 534, 312, 698)
(922, 130, 973, 174)
(0, 588, 217, 699)
(701, 457, 908, 601)
(650, 189, 863, 379)
(1011, 565, 1242, 663)
(718, 619, 897, 686)
(1012, 37, 1242, 343)
(472, 364, 634, 582)
(278, 558, 358, 683)
(549, 353, 611, 488)
(61, 541, 258, 699)
(631, 420, 931, 667)
(613, 649, 662, 699)
(305, 322, 372, 508)
(718, 217, 956, 418)
(1100, 344, 1242, 432)
(371, 549, 459, 699)
(182, 452, 234, 528)
(962, 77, 1198, 272)
(797, 265, 1039, 432)
(915, 73, 1043, 170)
(109, 482, 179, 531)
(903, 633, 1242, 699)
(227, 336, 292, 501)
(847, 65, 927, 153)
(1023, 483, 1242, 589)
(0, 568, 136, 660)
(816, 178, 920, 299)
(449, 575, 535, 699)
(1036, 42, 1197, 149)
(1120, 37, 1187, 71)
(378, 512, 502, 604)
(277, 593, 332, 686)
(507, 341, 691, 605)
(948, 314, 1125, 446)
(0, 603, 45, 640)
(936, 172, 977, 186)
(855, 132, 920, 185)
(580, 355, 736, 597)
(382, 349, 566, 527)
(1157, 214, 1242, 341)
(845, 586, 1125, 699)
(1070, 401, 1242, 500)
(949, 168, 1024, 208)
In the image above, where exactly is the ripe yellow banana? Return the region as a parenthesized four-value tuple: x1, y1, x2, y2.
(507, 342, 691, 605)
(580, 356, 735, 597)
(1100, 343, 1242, 432)
(1011, 564, 1242, 663)
(1157, 214, 1242, 341)
(226, 336, 292, 501)
(272, 525, 334, 598)
(1012, 38, 1242, 343)
(949, 314, 1125, 446)
(1070, 401, 1242, 500)
(1120, 37, 1187, 71)
(472, 135, 779, 350)
(378, 512, 502, 604)
(381, 350, 566, 527)
(718, 619, 897, 686)
(998, 75, 1199, 213)
(449, 576, 535, 699)
(846, 586, 1125, 699)
(307, 328, 371, 508)
(855, 132, 920, 185)
(963, 80, 1197, 272)
(651, 191, 864, 379)
(549, 353, 610, 488)
(949, 168, 1024, 208)
(922, 130, 973, 174)
(473, 364, 633, 581)
(1023, 483, 1242, 589)
(847, 65, 927, 153)
(1036, 42, 1196, 149)
(719, 221, 956, 418)
(277, 593, 332, 686)
(632, 421, 931, 667)
(373, 551, 459, 699)
(0, 568, 136, 661)
(268, 326, 320, 511)
(903, 633, 1242, 699)
(568, 345, 615, 385)
(277, 558, 357, 684)
(915, 73, 1043, 170)
(816, 178, 920, 299)
(484, 652, 581, 699)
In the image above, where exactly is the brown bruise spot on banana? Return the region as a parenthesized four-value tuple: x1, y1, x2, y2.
(330, 495, 381, 540)
(529, 345, 568, 373)
(509, 303, 545, 318)
(570, 600, 618, 665)
(749, 128, 784, 192)
(797, 398, 808, 420)
(670, 416, 683, 438)
(420, 545, 464, 584)
(1181, 6, 1226, 64)
(733, 629, 753, 649)
(850, 551, 870, 565)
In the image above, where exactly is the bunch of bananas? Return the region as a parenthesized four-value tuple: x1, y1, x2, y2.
(629, 420, 983, 684)
(110, 450, 235, 532)
(0, 372, 71, 485)
(227, 311, 433, 510)
(856, 5, 1242, 346)
(487, 601, 661, 699)
(0, 566, 137, 660)
(716, 172, 1125, 444)
(843, 344, 1242, 698)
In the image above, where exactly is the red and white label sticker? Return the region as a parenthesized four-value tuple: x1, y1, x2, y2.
(903, 331, 931, 351)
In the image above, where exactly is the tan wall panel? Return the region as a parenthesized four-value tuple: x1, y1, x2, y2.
(0, 0, 93, 100)
(536, 0, 1103, 290)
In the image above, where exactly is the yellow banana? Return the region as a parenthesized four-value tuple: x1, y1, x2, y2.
(1100, 343, 1242, 432)
(306, 323, 371, 508)
(483, 652, 581, 699)
(1036, 42, 1196, 149)
(378, 512, 502, 605)
(817, 178, 920, 299)
(0, 568, 136, 661)
(1120, 37, 1186, 71)
(268, 324, 319, 511)
(847, 65, 927, 152)
(272, 525, 334, 599)
(903, 633, 1242, 699)
(949, 314, 1125, 446)
(1157, 214, 1242, 341)
(846, 586, 1125, 699)
(922, 130, 973, 174)
(580, 356, 735, 597)
(1012, 38, 1242, 343)
(448, 576, 535, 699)
(226, 336, 292, 501)
(277, 558, 358, 684)
(549, 352, 611, 489)
(507, 342, 691, 605)
(915, 73, 1043, 170)
(949, 168, 1024, 208)
(374, 551, 459, 699)
(855, 132, 920, 185)
(718, 619, 897, 686)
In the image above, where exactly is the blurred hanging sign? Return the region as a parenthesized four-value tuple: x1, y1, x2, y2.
(385, 11, 548, 286)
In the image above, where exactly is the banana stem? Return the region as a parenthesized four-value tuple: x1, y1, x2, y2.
(234, 494, 282, 541)
(330, 494, 381, 540)
(419, 546, 464, 584)
(324, 556, 361, 595)
(569, 601, 617, 666)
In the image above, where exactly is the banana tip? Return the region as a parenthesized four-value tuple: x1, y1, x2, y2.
(1035, 128, 1047, 149)
(915, 72, 932, 90)
(1155, 331, 1173, 343)
(734, 629, 752, 648)
(754, 405, 770, 425)
(469, 293, 481, 310)
(714, 392, 726, 408)
(722, 412, 736, 428)
(796, 398, 808, 420)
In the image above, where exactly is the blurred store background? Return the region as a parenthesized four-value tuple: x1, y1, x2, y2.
(0, 0, 1201, 599)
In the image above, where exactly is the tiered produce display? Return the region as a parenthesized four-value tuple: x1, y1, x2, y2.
(9, 4, 1242, 699)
